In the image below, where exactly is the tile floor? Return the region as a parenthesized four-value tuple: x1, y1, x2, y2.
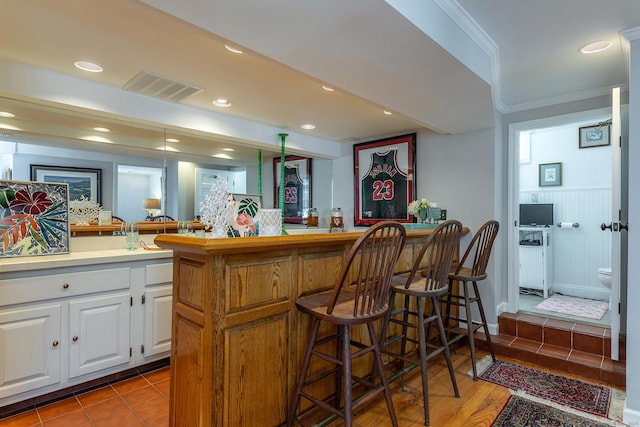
(0, 366, 170, 427)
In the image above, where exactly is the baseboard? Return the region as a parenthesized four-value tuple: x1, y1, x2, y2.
(623, 406, 640, 425)
(551, 283, 609, 301)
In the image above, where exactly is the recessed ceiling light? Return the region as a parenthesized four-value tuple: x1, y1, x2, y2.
(322, 85, 334, 92)
(213, 98, 232, 107)
(213, 153, 232, 159)
(301, 124, 316, 130)
(158, 145, 179, 152)
(383, 110, 392, 115)
(222, 148, 234, 152)
(224, 45, 243, 54)
(74, 61, 103, 72)
(0, 111, 15, 118)
(80, 135, 112, 143)
(92, 127, 110, 132)
(165, 138, 180, 143)
(579, 40, 612, 54)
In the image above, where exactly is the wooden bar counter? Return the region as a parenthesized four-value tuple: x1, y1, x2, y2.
(155, 227, 465, 427)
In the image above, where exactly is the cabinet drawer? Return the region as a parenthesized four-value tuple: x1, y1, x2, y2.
(145, 263, 173, 285)
(0, 268, 131, 306)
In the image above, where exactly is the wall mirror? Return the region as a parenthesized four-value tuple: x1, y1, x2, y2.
(0, 96, 285, 230)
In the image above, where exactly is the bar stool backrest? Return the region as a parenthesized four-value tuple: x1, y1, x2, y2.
(326, 221, 406, 318)
(456, 220, 499, 278)
(404, 220, 462, 292)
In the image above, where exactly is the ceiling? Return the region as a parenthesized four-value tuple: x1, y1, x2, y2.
(0, 0, 638, 164)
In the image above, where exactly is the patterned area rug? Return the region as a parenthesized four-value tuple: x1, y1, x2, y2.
(479, 360, 611, 417)
(534, 293, 608, 320)
(493, 395, 614, 427)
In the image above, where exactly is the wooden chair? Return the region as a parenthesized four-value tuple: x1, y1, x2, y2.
(287, 221, 407, 427)
(149, 215, 175, 221)
(442, 220, 499, 380)
(111, 215, 125, 223)
(378, 220, 462, 426)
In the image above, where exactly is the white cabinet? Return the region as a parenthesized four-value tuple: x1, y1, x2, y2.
(519, 227, 552, 298)
(68, 292, 131, 378)
(142, 262, 173, 359)
(0, 304, 61, 398)
(0, 257, 174, 406)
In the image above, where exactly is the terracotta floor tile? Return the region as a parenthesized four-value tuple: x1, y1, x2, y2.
(77, 385, 118, 407)
(142, 412, 170, 427)
(84, 396, 129, 422)
(41, 409, 91, 427)
(121, 385, 164, 407)
(92, 409, 143, 427)
(37, 397, 82, 421)
(0, 410, 41, 427)
(112, 376, 152, 395)
(142, 367, 170, 384)
(153, 379, 171, 398)
(131, 396, 169, 421)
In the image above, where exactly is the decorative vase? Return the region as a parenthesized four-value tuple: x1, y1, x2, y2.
(419, 207, 428, 224)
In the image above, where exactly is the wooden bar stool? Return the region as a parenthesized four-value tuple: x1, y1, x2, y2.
(287, 221, 406, 427)
(442, 220, 499, 380)
(377, 220, 462, 426)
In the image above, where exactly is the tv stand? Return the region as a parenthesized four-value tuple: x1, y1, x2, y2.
(519, 227, 552, 298)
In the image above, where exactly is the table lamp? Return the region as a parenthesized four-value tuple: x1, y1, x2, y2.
(142, 198, 161, 220)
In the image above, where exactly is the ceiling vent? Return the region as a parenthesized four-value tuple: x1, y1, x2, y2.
(122, 71, 203, 103)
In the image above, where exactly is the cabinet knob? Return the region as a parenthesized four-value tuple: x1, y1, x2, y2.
(63, 283, 70, 289)
(52, 340, 59, 347)
(73, 336, 78, 342)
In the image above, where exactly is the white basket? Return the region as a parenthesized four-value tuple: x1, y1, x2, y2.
(259, 208, 281, 236)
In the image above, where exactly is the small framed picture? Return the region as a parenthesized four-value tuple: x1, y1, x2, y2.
(539, 162, 562, 187)
(579, 124, 610, 149)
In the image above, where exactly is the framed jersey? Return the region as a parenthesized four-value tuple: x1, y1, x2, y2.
(353, 133, 416, 226)
(273, 155, 311, 223)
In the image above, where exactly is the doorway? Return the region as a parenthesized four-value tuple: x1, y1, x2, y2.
(508, 107, 615, 329)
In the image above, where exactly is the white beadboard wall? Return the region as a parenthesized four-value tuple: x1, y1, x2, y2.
(520, 187, 611, 300)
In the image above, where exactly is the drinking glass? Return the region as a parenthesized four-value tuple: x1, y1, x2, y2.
(125, 223, 139, 250)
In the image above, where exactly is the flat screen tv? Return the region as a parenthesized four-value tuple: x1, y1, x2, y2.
(519, 203, 553, 227)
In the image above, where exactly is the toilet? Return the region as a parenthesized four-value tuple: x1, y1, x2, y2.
(597, 267, 612, 309)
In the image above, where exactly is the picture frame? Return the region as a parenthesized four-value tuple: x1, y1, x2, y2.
(273, 155, 311, 224)
(353, 133, 416, 226)
(30, 165, 102, 204)
(539, 162, 562, 187)
(227, 193, 262, 237)
(0, 179, 70, 257)
(579, 124, 610, 149)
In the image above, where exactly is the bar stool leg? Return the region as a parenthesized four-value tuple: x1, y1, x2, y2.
(432, 296, 460, 398)
(462, 280, 479, 380)
(341, 325, 353, 427)
(473, 281, 496, 362)
(368, 322, 399, 427)
(416, 296, 431, 426)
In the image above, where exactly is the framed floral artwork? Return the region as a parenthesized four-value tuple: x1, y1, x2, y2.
(273, 156, 311, 224)
(0, 180, 70, 257)
(353, 133, 416, 226)
(227, 193, 261, 237)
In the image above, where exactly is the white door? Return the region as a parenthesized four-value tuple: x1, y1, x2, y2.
(68, 292, 131, 378)
(604, 87, 625, 360)
(0, 304, 61, 398)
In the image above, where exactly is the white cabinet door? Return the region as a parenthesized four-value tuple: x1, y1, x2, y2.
(68, 293, 130, 378)
(143, 285, 172, 358)
(0, 304, 61, 398)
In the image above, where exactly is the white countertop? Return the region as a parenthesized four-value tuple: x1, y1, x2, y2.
(0, 235, 172, 273)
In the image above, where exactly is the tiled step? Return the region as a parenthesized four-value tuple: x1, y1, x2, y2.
(469, 312, 626, 387)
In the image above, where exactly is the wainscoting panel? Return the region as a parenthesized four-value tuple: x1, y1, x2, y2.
(520, 187, 611, 300)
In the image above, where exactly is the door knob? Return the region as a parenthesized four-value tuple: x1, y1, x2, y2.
(601, 223, 612, 231)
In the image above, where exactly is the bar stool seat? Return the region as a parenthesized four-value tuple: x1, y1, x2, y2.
(287, 221, 406, 427)
(443, 220, 499, 380)
(378, 220, 462, 426)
